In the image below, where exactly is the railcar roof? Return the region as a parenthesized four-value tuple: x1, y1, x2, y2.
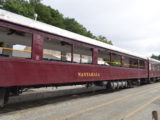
(0, 9, 147, 59)
(148, 58, 160, 63)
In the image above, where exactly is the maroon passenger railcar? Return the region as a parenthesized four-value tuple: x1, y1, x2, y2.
(149, 58, 160, 80)
(0, 9, 160, 107)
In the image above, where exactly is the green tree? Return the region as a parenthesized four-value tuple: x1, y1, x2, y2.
(63, 18, 95, 38)
(3, 0, 35, 19)
(0, 0, 5, 5)
(29, 0, 41, 4)
(1, 0, 112, 45)
(49, 8, 65, 28)
(151, 54, 160, 60)
(96, 35, 113, 45)
(33, 3, 52, 24)
(30, 1, 65, 28)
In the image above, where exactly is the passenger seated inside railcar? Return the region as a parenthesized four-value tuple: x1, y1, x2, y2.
(0, 26, 32, 59)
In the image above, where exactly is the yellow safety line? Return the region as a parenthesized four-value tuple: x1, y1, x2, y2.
(55, 85, 160, 120)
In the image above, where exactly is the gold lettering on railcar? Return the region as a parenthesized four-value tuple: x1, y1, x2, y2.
(78, 72, 100, 77)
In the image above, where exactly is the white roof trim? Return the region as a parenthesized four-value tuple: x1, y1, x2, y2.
(0, 9, 147, 59)
(148, 58, 160, 63)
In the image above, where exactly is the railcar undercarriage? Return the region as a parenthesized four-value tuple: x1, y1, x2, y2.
(1, 78, 159, 108)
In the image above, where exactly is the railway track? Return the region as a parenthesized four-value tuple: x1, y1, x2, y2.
(0, 86, 112, 113)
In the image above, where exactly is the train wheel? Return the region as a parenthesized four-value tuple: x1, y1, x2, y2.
(106, 81, 112, 90)
(0, 88, 9, 108)
(137, 79, 141, 86)
(127, 80, 133, 88)
(0, 88, 6, 108)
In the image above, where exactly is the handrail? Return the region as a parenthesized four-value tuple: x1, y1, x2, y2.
(0, 47, 31, 53)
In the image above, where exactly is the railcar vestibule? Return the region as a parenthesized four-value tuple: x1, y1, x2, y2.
(0, 25, 145, 69)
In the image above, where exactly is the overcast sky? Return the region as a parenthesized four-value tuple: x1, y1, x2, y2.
(42, 0, 160, 57)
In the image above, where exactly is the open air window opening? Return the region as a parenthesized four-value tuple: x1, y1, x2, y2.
(111, 53, 122, 67)
(139, 60, 145, 69)
(98, 50, 110, 66)
(43, 37, 72, 62)
(0, 26, 32, 59)
(73, 45, 92, 64)
(43, 37, 93, 64)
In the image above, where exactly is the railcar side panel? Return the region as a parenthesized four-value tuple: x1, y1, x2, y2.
(0, 58, 148, 87)
(149, 60, 160, 78)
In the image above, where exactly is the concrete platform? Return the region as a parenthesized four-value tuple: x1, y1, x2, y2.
(0, 83, 160, 120)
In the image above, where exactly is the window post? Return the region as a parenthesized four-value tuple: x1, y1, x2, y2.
(32, 33, 43, 61)
(121, 56, 124, 67)
(92, 48, 98, 65)
(71, 44, 74, 62)
(110, 53, 113, 65)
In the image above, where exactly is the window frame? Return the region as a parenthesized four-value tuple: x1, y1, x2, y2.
(0, 25, 33, 59)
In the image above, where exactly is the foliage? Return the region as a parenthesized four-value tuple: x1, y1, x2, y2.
(3, 0, 35, 19)
(96, 35, 112, 45)
(151, 54, 160, 60)
(0, 0, 4, 5)
(0, 0, 112, 44)
(63, 18, 94, 38)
